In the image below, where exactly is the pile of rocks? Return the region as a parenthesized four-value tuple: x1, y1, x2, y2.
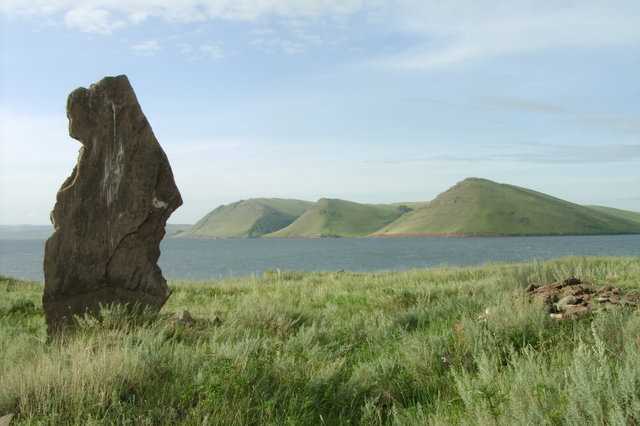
(527, 277, 640, 320)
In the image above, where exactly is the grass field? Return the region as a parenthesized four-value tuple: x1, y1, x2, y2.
(2, 257, 640, 425)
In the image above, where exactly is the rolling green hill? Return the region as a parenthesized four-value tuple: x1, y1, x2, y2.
(266, 198, 406, 238)
(376, 178, 640, 236)
(587, 206, 640, 225)
(178, 179, 640, 238)
(177, 198, 313, 238)
(165, 224, 193, 237)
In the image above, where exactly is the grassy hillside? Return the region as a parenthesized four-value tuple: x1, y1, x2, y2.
(390, 201, 429, 210)
(377, 178, 640, 236)
(266, 198, 405, 238)
(169, 178, 639, 239)
(2, 257, 640, 424)
(587, 205, 640, 225)
(178, 198, 313, 238)
(165, 224, 193, 237)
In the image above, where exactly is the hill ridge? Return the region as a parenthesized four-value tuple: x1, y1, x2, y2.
(177, 198, 313, 238)
(376, 178, 640, 236)
(177, 178, 640, 238)
(265, 198, 406, 238)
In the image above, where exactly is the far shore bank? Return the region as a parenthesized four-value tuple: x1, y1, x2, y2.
(174, 231, 640, 240)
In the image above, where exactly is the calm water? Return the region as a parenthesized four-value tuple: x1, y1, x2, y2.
(1, 235, 639, 281)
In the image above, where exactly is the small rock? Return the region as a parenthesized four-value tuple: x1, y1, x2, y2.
(556, 295, 579, 311)
(477, 308, 490, 321)
(562, 305, 591, 318)
(563, 277, 582, 286)
(0, 414, 14, 426)
(525, 283, 539, 292)
(573, 285, 595, 295)
(624, 291, 640, 305)
(173, 310, 195, 326)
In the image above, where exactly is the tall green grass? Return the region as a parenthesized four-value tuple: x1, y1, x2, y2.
(1, 257, 640, 425)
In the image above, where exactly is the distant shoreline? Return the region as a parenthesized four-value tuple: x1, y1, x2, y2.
(2, 231, 640, 241)
(173, 231, 640, 240)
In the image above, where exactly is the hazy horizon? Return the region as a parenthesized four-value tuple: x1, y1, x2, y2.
(1, 178, 639, 227)
(2, 1, 639, 225)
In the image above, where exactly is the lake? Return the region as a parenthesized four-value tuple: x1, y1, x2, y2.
(1, 235, 639, 281)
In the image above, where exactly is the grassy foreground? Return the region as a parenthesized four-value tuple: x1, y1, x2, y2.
(2, 257, 640, 425)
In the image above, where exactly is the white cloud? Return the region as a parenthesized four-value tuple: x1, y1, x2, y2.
(63, 7, 125, 34)
(3, 1, 640, 65)
(131, 39, 161, 55)
(178, 42, 224, 60)
(375, 0, 640, 70)
(1, 0, 367, 33)
(199, 43, 224, 59)
(251, 36, 305, 55)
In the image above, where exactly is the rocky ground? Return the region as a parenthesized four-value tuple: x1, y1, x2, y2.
(527, 277, 640, 320)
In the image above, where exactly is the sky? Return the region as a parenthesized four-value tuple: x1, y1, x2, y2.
(1, 0, 639, 225)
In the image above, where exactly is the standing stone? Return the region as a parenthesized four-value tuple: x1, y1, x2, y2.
(43, 75, 182, 333)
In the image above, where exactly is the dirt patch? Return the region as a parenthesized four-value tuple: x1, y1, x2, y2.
(527, 277, 640, 320)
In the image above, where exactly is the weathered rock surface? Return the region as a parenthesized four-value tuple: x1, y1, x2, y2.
(527, 277, 640, 320)
(43, 75, 182, 333)
(0, 413, 14, 426)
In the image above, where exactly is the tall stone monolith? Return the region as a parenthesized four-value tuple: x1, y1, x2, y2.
(43, 75, 182, 334)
